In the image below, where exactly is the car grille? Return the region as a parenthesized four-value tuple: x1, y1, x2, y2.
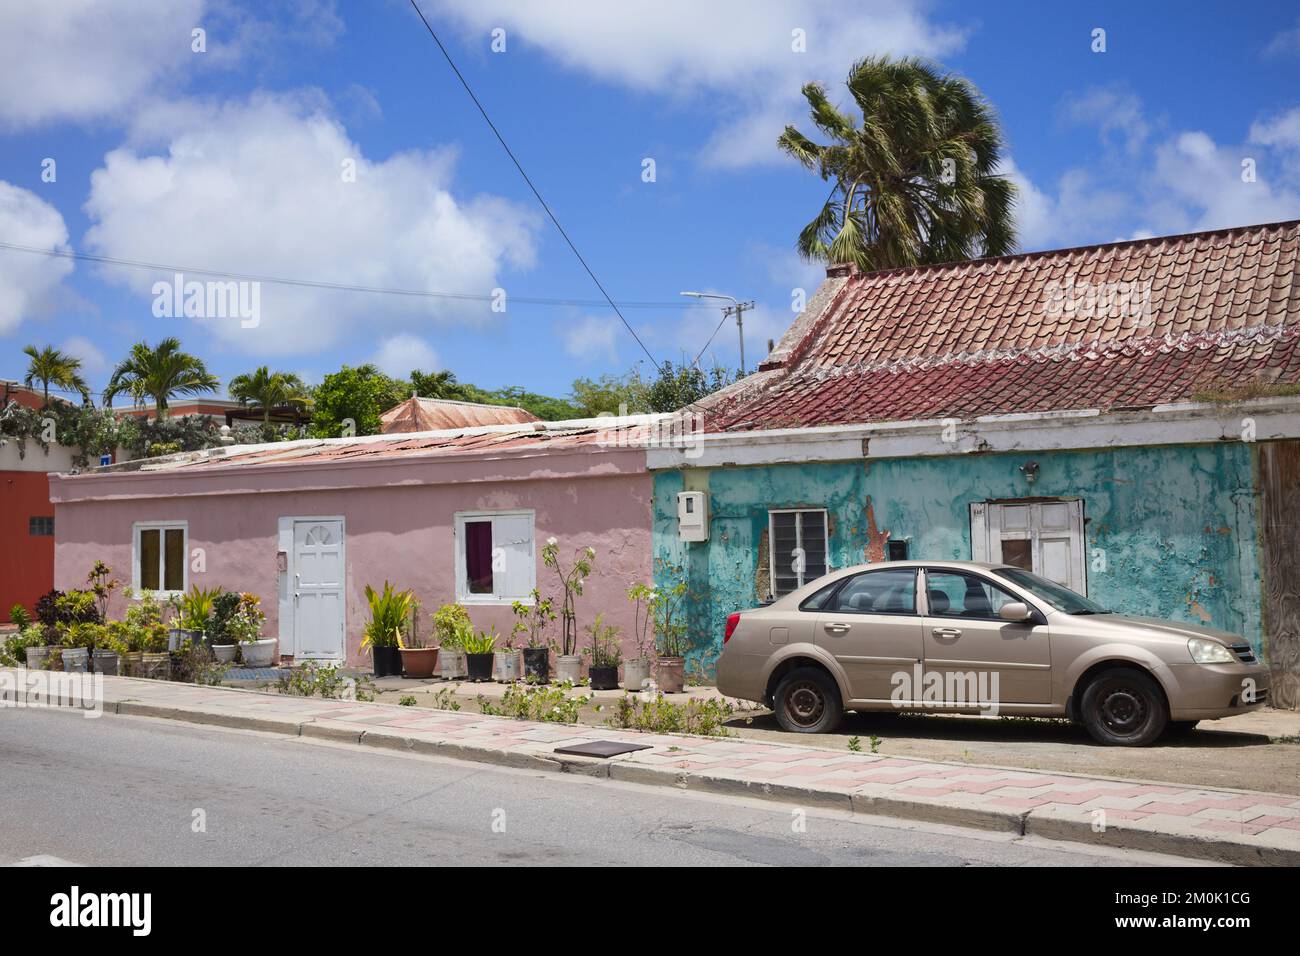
(1229, 642, 1257, 664)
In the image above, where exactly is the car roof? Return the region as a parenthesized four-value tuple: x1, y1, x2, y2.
(772, 560, 1016, 607)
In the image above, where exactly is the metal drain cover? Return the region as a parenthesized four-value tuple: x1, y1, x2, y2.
(554, 740, 653, 758)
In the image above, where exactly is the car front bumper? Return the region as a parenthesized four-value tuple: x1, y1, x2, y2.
(1163, 661, 1271, 720)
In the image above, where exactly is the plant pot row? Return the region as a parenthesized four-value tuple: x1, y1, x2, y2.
(372, 645, 685, 693)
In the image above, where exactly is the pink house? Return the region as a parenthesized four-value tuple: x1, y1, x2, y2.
(49, 417, 662, 667)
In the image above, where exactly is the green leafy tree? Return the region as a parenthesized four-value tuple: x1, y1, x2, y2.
(23, 345, 89, 405)
(408, 369, 462, 400)
(778, 55, 1016, 272)
(102, 337, 219, 420)
(309, 364, 405, 438)
(644, 361, 734, 412)
(228, 366, 312, 437)
(570, 371, 650, 417)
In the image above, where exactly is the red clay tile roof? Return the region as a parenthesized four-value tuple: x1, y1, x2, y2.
(380, 396, 538, 433)
(704, 219, 1300, 430)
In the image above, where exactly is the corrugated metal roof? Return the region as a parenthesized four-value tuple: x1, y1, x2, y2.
(703, 219, 1300, 430)
(380, 396, 539, 433)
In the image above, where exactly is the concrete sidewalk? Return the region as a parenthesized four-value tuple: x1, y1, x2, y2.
(7, 667, 1300, 866)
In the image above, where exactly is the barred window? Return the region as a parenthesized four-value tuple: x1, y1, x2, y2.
(768, 509, 828, 597)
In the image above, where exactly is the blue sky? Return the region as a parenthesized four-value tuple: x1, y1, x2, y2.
(1, 0, 1298, 402)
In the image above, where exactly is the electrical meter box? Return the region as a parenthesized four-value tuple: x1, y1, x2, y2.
(677, 491, 709, 542)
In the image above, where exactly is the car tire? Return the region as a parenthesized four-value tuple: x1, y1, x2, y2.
(773, 667, 843, 734)
(1080, 668, 1168, 747)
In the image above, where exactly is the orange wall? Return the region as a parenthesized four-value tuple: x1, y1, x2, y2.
(1, 470, 54, 621)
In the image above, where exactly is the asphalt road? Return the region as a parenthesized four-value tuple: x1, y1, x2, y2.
(0, 708, 1200, 867)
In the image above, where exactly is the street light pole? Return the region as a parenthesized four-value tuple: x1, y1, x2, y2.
(679, 291, 756, 375)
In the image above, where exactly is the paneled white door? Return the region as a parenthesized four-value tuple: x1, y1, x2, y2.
(971, 499, 1086, 593)
(293, 519, 345, 659)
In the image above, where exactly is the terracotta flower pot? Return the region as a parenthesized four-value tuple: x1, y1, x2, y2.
(656, 656, 686, 694)
(399, 647, 438, 679)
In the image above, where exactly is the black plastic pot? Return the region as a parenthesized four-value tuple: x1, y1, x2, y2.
(466, 652, 494, 682)
(372, 645, 402, 677)
(589, 665, 619, 691)
(522, 647, 549, 684)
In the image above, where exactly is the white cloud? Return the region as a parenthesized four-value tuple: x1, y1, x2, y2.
(0, 0, 203, 129)
(562, 314, 620, 363)
(0, 181, 74, 334)
(83, 91, 541, 354)
(1060, 86, 1149, 155)
(428, 0, 966, 168)
(59, 336, 109, 376)
(371, 334, 440, 377)
(1263, 19, 1300, 58)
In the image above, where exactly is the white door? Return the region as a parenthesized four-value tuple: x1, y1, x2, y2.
(293, 519, 345, 659)
(971, 499, 1086, 593)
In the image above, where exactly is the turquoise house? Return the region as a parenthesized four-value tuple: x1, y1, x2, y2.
(648, 220, 1300, 708)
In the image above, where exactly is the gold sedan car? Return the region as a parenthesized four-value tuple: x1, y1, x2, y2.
(717, 561, 1269, 746)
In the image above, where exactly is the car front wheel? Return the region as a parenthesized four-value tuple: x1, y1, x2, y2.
(773, 667, 843, 734)
(1080, 668, 1168, 746)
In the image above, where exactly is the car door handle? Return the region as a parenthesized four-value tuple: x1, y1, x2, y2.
(932, 627, 962, 639)
(823, 622, 851, 635)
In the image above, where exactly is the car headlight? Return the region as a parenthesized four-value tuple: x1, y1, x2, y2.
(1188, 638, 1234, 664)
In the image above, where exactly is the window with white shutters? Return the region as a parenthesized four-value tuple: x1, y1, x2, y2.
(769, 509, 829, 597)
(454, 510, 535, 603)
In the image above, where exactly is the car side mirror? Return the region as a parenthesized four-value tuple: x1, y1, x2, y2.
(999, 602, 1033, 623)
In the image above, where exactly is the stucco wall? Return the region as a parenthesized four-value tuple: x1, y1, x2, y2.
(54, 471, 653, 667)
(653, 441, 1264, 672)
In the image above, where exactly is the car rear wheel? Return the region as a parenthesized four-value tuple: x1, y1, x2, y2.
(1080, 668, 1168, 746)
(773, 667, 843, 734)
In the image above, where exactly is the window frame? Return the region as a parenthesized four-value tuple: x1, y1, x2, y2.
(131, 520, 189, 596)
(28, 515, 54, 536)
(922, 568, 1022, 622)
(453, 509, 536, 605)
(816, 567, 920, 617)
(768, 508, 829, 597)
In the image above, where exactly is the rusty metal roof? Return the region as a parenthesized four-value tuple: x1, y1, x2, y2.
(380, 396, 539, 433)
(703, 219, 1300, 430)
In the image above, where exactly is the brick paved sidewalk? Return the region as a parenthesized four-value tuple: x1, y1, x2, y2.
(5, 668, 1298, 865)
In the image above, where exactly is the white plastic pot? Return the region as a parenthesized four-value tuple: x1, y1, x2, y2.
(555, 654, 583, 684)
(241, 639, 277, 668)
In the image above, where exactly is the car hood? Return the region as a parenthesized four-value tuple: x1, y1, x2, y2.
(1079, 613, 1240, 645)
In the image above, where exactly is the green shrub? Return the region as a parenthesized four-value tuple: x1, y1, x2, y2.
(477, 684, 588, 723)
(605, 693, 734, 737)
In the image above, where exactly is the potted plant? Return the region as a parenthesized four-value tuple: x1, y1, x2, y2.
(93, 623, 127, 676)
(170, 585, 219, 650)
(463, 627, 497, 682)
(542, 538, 595, 684)
(397, 598, 438, 678)
(208, 590, 242, 663)
(229, 593, 274, 668)
(653, 578, 690, 693)
(9, 623, 48, 670)
(492, 627, 522, 683)
(361, 582, 413, 677)
(512, 590, 554, 684)
(584, 614, 622, 691)
(434, 603, 470, 680)
(58, 621, 98, 672)
(624, 583, 657, 691)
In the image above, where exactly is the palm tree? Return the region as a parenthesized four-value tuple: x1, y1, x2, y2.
(102, 338, 219, 420)
(778, 56, 1017, 272)
(228, 365, 312, 435)
(23, 345, 90, 406)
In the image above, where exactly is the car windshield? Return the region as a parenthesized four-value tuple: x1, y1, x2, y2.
(994, 567, 1111, 615)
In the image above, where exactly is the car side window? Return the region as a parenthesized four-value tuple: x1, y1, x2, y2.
(799, 578, 842, 611)
(925, 570, 1020, 620)
(825, 568, 917, 615)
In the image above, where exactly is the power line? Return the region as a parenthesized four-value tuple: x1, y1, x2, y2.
(692, 311, 729, 366)
(0, 241, 694, 311)
(406, 0, 663, 369)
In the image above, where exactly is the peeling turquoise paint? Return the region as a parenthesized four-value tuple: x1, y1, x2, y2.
(653, 442, 1262, 671)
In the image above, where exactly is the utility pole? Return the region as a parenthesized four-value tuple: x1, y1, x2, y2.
(679, 291, 757, 374)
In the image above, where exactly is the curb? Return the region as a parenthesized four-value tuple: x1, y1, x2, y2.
(12, 673, 1298, 866)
